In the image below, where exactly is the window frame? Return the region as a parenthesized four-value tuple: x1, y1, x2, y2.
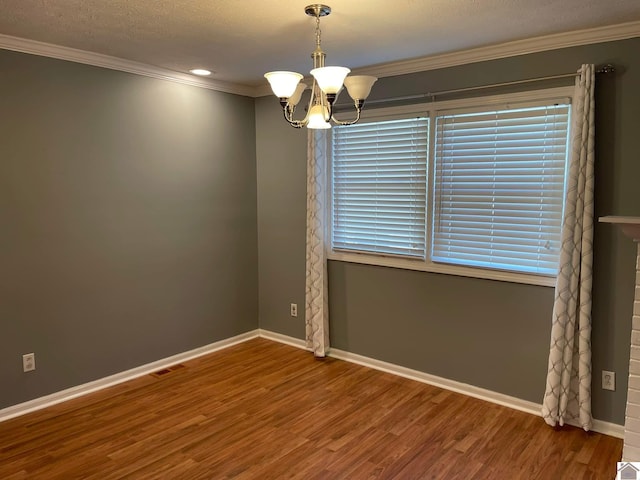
(327, 86, 574, 287)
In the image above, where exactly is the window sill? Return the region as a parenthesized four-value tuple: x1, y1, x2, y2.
(327, 251, 556, 287)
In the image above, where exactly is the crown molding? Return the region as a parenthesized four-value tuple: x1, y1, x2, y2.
(353, 20, 640, 80)
(2, 20, 639, 99)
(0, 34, 255, 97)
(256, 20, 640, 97)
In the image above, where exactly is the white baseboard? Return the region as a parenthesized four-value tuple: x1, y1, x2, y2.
(590, 419, 625, 438)
(259, 329, 625, 439)
(328, 347, 542, 415)
(258, 329, 309, 350)
(1, 327, 625, 440)
(0, 330, 260, 423)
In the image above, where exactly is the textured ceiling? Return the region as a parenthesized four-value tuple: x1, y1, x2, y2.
(1, 0, 640, 88)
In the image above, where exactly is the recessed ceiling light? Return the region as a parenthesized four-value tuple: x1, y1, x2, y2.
(190, 69, 212, 76)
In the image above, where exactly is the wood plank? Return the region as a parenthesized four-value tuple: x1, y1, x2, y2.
(0, 338, 622, 479)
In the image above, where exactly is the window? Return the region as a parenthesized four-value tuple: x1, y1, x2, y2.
(432, 104, 570, 276)
(329, 88, 573, 286)
(332, 117, 429, 258)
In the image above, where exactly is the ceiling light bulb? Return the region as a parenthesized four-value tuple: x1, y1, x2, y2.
(307, 104, 331, 129)
(190, 69, 212, 76)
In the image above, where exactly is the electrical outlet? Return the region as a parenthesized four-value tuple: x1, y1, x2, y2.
(23, 353, 36, 373)
(602, 370, 615, 391)
(290, 303, 298, 317)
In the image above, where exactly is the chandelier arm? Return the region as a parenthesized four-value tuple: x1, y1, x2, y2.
(330, 100, 365, 126)
(279, 100, 307, 128)
(324, 93, 332, 122)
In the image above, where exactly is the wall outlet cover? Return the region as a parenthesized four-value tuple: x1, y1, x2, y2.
(602, 370, 615, 391)
(23, 353, 36, 372)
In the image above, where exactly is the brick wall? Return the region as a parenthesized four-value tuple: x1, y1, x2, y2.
(623, 243, 640, 461)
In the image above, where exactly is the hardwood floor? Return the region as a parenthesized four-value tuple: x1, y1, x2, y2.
(0, 338, 622, 479)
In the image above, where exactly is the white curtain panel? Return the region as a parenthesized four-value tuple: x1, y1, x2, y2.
(542, 64, 595, 430)
(305, 129, 330, 357)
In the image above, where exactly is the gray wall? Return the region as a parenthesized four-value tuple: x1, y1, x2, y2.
(0, 50, 258, 409)
(255, 37, 640, 425)
(255, 99, 308, 340)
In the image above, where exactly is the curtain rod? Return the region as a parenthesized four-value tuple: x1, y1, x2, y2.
(340, 63, 615, 109)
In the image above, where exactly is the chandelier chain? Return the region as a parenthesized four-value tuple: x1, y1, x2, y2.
(315, 15, 322, 49)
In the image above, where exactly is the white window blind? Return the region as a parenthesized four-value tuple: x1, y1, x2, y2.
(332, 117, 429, 258)
(432, 104, 570, 275)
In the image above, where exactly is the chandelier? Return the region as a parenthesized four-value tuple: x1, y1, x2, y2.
(264, 4, 377, 129)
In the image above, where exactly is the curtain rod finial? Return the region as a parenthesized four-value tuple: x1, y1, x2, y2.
(597, 64, 615, 74)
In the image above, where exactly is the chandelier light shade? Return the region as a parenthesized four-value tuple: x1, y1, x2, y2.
(344, 76, 378, 102)
(288, 82, 308, 107)
(264, 71, 304, 99)
(264, 4, 377, 129)
(310, 66, 351, 94)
